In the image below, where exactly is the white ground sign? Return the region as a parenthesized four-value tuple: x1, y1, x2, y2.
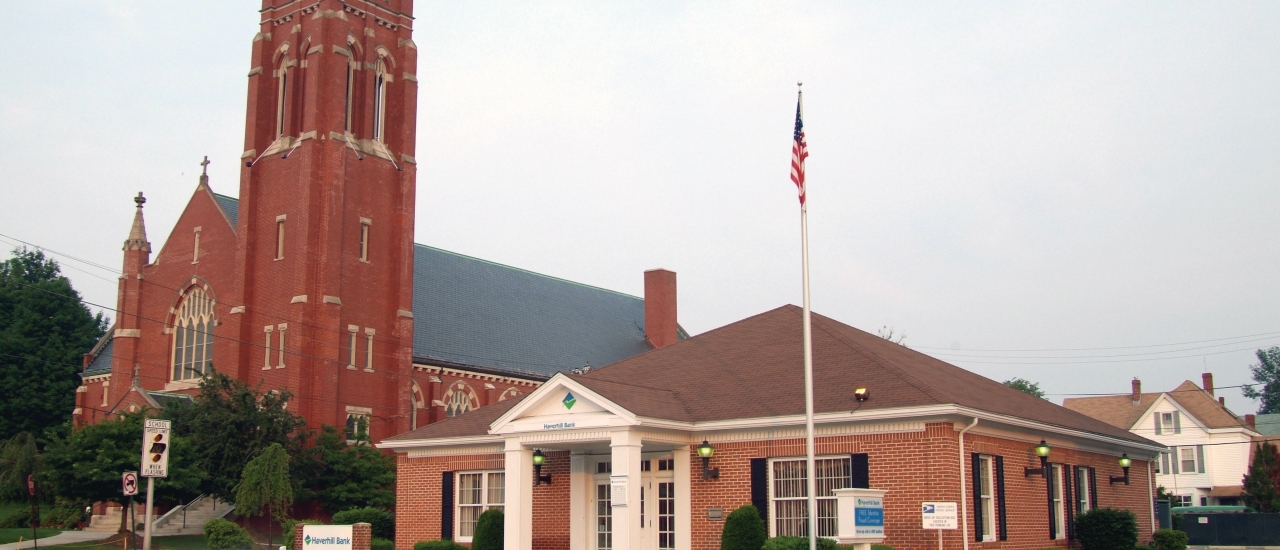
(922, 502, 958, 530)
(302, 525, 354, 550)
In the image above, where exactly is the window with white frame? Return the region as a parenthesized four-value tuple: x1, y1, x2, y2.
(172, 287, 215, 381)
(276, 324, 287, 368)
(1075, 466, 1092, 514)
(1050, 464, 1066, 539)
(769, 457, 850, 537)
(345, 409, 370, 442)
(456, 471, 505, 541)
(1179, 446, 1198, 473)
(1173, 494, 1191, 508)
(275, 55, 289, 138)
(371, 57, 388, 142)
(262, 326, 273, 369)
(977, 455, 995, 541)
(364, 328, 375, 372)
(359, 220, 370, 262)
(344, 40, 357, 133)
(275, 218, 286, 260)
(347, 325, 358, 368)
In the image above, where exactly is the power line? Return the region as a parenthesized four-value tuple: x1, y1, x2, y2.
(929, 335, 1280, 360)
(914, 331, 1280, 353)
(940, 344, 1268, 365)
(1048, 383, 1255, 397)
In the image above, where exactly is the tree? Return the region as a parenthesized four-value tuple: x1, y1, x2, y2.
(42, 410, 203, 532)
(1242, 441, 1280, 512)
(300, 423, 395, 513)
(163, 371, 307, 503)
(720, 505, 766, 550)
(0, 432, 42, 525)
(234, 443, 293, 546)
(1242, 347, 1280, 414)
(0, 248, 109, 439)
(876, 326, 907, 347)
(1003, 378, 1046, 399)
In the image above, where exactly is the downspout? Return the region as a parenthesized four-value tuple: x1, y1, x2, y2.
(1147, 459, 1156, 532)
(958, 418, 979, 550)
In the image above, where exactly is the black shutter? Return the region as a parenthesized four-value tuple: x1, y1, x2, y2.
(441, 471, 455, 540)
(850, 454, 869, 489)
(972, 453, 983, 541)
(751, 458, 769, 525)
(1063, 465, 1074, 540)
(995, 456, 1007, 541)
(1089, 468, 1098, 509)
(1046, 463, 1056, 540)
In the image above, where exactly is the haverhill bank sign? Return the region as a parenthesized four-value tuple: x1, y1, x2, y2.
(381, 305, 1164, 550)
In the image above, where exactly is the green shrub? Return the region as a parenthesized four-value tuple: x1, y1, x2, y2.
(1075, 508, 1138, 550)
(414, 541, 467, 550)
(870, 546, 894, 550)
(762, 536, 838, 550)
(44, 497, 90, 529)
(473, 508, 504, 550)
(0, 509, 28, 528)
(283, 519, 323, 550)
(1152, 529, 1188, 550)
(372, 538, 395, 550)
(721, 505, 767, 550)
(333, 507, 395, 540)
(1135, 545, 1156, 550)
(204, 518, 254, 550)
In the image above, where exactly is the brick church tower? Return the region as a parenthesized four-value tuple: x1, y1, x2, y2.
(226, 0, 418, 440)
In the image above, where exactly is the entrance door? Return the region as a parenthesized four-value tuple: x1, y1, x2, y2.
(592, 458, 675, 550)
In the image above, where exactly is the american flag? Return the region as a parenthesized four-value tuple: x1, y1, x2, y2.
(790, 93, 808, 206)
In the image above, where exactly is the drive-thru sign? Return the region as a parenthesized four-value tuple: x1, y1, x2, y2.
(922, 502, 957, 529)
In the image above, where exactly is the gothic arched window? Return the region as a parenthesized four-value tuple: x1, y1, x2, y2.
(172, 287, 214, 381)
(345, 39, 359, 134)
(275, 52, 291, 138)
(371, 57, 388, 142)
(444, 382, 477, 418)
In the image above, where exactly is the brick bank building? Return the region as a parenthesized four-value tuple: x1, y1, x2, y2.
(381, 307, 1164, 550)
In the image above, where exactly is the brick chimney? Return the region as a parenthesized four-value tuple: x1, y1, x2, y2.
(1202, 373, 1214, 396)
(83, 353, 94, 369)
(1219, 397, 1225, 407)
(644, 269, 678, 349)
(1246, 414, 1257, 429)
(1131, 378, 1141, 405)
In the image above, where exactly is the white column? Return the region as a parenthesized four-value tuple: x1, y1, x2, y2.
(505, 438, 534, 550)
(610, 430, 644, 550)
(570, 452, 588, 550)
(673, 445, 692, 550)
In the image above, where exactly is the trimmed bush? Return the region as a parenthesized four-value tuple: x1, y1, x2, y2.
(372, 538, 395, 550)
(204, 518, 254, 550)
(473, 509, 504, 550)
(1152, 529, 1188, 550)
(762, 536, 838, 550)
(1075, 508, 1138, 550)
(721, 505, 767, 550)
(333, 507, 395, 540)
(870, 546, 894, 550)
(0, 509, 29, 528)
(414, 541, 468, 550)
(283, 519, 323, 550)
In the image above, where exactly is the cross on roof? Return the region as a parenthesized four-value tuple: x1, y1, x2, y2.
(134, 192, 146, 208)
(200, 156, 211, 175)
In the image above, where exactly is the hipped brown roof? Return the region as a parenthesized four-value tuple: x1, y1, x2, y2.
(1063, 380, 1248, 431)
(389, 305, 1155, 445)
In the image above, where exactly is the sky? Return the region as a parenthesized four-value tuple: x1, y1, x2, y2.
(2, 1, 1277, 413)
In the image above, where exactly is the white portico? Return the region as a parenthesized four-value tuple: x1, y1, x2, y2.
(491, 375, 695, 550)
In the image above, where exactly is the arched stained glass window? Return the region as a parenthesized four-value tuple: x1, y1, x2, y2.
(444, 382, 476, 418)
(172, 287, 214, 381)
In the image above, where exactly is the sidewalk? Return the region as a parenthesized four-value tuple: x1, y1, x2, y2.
(0, 530, 113, 550)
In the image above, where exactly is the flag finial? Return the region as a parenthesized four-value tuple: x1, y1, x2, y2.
(797, 80, 803, 87)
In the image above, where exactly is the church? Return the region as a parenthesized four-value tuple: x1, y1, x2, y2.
(74, 0, 682, 445)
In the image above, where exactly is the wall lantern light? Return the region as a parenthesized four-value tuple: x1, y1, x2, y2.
(1109, 453, 1132, 485)
(532, 449, 552, 486)
(1024, 439, 1051, 477)
(697, 440, 720, 480)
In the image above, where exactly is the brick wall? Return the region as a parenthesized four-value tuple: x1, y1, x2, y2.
(394, 426, 1154, 550)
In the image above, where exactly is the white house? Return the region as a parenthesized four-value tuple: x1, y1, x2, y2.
(1064, 374, 1259, 507)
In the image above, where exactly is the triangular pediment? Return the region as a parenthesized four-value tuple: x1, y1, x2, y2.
(490, 374, 636, 434)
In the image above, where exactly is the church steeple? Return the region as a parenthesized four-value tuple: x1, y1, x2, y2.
(123, 192, 151, 253)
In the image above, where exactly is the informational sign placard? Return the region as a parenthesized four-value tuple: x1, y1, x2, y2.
(853, 496, 885, 537)
(922, 502, 958, 530)
(141, 419, 171, 478)
(122, 472, 138, 496)
(302, 525, 353, 550)
(610, 475, 628, 507)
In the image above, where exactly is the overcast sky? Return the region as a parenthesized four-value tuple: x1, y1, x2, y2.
(2, 1, 1277, 413)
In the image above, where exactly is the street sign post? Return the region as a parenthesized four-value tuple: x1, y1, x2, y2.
(922, 502, 957, 550)
(141, 420, 171, 550)
(27, 475, 37, 550)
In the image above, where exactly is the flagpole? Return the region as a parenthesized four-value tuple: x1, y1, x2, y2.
(796, 83, 818, 550)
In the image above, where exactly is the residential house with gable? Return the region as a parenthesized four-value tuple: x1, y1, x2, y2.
(1064, 374, 1259, 507)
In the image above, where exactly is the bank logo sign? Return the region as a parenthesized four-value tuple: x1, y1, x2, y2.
(302, 525, 354, 550)
(563, 392, 576, 410)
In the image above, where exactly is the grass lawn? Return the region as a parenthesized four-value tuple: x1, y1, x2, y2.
(0, 528, 62, 544)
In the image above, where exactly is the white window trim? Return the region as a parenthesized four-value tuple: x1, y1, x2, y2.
(347, 325, 359, 369)
(455, 470, 505, 543)
(263, 326, 274, 370)
(978, 455, 995, 542)
(276, 323, 287, 368)
(1075, 466, 1092, 514)
(364, 327, 376, 372)
(101, 380, 110, 407)
(275, 218, 286, 260)
(765, 455, 850, 538)
(1178, 446, 1198, 473)
(192, 228, 201, 264)
(1051, 464, 1066, 540)
(359, 219, 371, 263)
(172, 287, 215, 382)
